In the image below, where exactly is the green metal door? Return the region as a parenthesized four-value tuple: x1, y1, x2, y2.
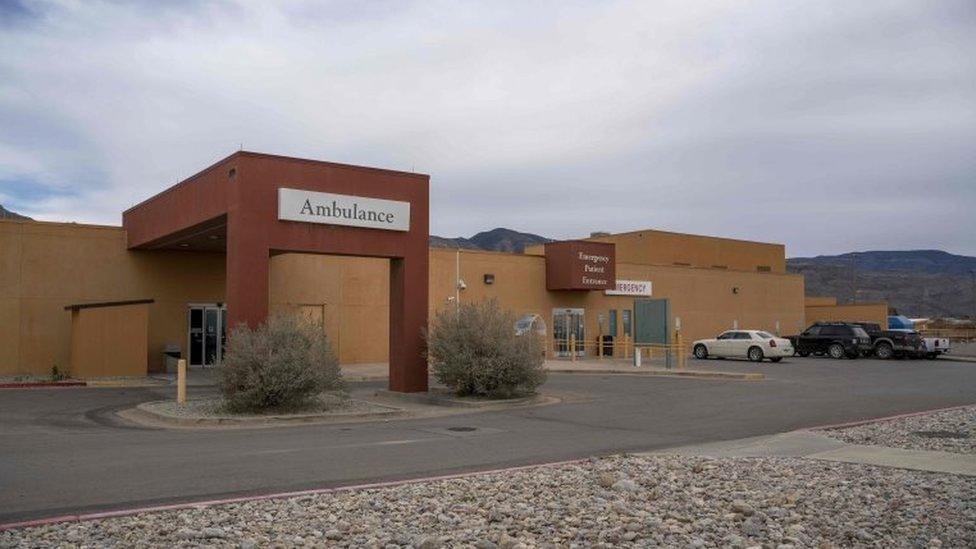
(634, 298, 670, 345)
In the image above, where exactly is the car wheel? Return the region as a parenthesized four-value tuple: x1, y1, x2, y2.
(770, 357, 782, 363)
(875, 342, 893, 360)
(693, 344, 709, 359)
(797, 350, 810, 357)
(828, 343, 845, 359)
(748, 346, 764, 362)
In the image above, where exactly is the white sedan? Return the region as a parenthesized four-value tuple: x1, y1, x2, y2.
(692, 330, 793, 363)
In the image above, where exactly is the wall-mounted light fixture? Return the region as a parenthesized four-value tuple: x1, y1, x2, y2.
(483, 274, 495, 285)
(732, 286, 740, 294)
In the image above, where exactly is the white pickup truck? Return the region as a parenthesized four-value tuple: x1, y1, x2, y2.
(920, 336, 950, 359)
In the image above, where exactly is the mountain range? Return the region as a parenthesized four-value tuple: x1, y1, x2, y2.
(0, 204, 31, 221)
(787, 250, 975, 318)
(429, 227, 552, 253)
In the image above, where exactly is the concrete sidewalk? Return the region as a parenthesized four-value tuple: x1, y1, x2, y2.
(545, 358, 765, 380)
(644, 430, 976, 477)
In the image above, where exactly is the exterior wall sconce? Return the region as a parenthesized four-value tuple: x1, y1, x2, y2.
(732, 286, 740, 294)
(483, 274, 495, 285)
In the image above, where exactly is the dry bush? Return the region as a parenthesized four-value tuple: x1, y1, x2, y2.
(217, 313, 343, 413)
(427, 300, 546, 398)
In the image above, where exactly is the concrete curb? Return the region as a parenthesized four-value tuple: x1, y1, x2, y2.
(0, 381, 87, 389)
(120, 399, 405, 429)
(546, 368, 764, 381)
(940, 355, 976, 364)
(372, 390, 546, 409)
(804, 402, 976, 432)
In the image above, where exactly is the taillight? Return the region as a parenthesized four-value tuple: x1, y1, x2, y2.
(769, 339, 777, 347)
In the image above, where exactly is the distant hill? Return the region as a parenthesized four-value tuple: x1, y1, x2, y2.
(0, 204, 31, 220)
(788, 250, 976, 318)
(789, 250, 976, 276)
(430, 227, 552, 253)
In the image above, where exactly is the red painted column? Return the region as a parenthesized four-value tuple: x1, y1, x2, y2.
(389, 255, 429, 392)
(225, 211, 270, 332)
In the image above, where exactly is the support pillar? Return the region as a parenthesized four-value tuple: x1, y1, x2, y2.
(389, 256, 429, 392)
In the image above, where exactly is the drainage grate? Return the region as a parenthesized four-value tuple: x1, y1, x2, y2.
(912, 430, 969, 439)
(447, 426, 477, 432)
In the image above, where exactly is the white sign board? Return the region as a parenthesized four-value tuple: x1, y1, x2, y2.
(278, 188, 410, 232)
(605, 280, 652, 296)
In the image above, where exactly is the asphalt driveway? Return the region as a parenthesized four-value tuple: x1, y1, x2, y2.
(1, 356, 974, 524)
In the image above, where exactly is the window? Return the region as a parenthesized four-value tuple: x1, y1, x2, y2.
(757, 265, 771, 272)
(734, 332, 752, 340)
(717, 331, 733, 340)
(821, 326, 846, 336)
(622, 310, 632, 336)
(608, 310, 617, 337)
(804, 326, 821, 336)
(756, 331, 775, 339)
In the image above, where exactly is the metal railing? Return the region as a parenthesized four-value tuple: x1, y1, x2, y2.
(549, 333, 688, 369)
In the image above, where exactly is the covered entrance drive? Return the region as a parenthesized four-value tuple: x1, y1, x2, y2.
(123, 152, 430, 392)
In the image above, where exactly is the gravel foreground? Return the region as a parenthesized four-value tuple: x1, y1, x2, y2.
(3, 455, 973, 548)
(822, 405, 976, 455)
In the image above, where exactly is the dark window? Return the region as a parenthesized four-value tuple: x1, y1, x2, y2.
(622, 310, 632, 336)
(821, 326, 852, 336)
(804, 326, 822, 336)
(717, 332, 733, 340)
(734, 332, 753, 340)
(608, 310, 617, 337)
(757, 265, 771, 272)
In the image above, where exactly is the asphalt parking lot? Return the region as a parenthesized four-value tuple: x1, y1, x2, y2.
(1, 356, 974, 524)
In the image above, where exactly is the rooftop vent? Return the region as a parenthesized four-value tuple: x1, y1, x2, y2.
(590, 231, 611, 238)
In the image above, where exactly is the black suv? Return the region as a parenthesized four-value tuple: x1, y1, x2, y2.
(851, 322, 925, 359)
(789, 322, 873, 359)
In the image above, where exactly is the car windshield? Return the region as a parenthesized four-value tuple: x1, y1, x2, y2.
(756, 331, 774, 339)
(852, 327, 870, 338)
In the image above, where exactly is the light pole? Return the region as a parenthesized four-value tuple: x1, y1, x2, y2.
(970, 269, 975, 323)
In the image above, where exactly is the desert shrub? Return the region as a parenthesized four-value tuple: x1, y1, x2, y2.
(217, 313, 343, 413)
(427, 300, 546, 398)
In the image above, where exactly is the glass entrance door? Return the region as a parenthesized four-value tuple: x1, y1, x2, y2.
(188, 304, 227, 367)
(553, 308, 585, 357)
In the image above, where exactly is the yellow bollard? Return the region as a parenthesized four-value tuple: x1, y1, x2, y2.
(598, 332, 603, 359)
(676, 333, 684, 370)
(177, 358, 187, 406)
(624, 334, 630, 359)
(570, 334, 577, 362)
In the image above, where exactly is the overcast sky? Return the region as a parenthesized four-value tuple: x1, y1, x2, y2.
(1, 1, 973, 257)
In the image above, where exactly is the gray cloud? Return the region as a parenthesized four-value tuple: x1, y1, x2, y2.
(1, 0, 973, 256)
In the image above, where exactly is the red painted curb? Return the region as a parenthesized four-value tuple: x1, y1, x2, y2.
(804, 403, 975, 432)
(0, 458, 587, 532)
(0, 381, 87, 389)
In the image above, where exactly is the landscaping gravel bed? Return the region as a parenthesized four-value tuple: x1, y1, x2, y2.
(822, 405, 976, 455)
(3, 454, 973, 548)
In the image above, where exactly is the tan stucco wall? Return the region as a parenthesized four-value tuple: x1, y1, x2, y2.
(805, 302, 888, 327)
(525, 229, 787, 273)
(2, 219, 806, 374)
(805, 296, 838, 307)
(70, 303, 149, 377)
(269, 254, 390, 364)
(0, 220, 224, 376)
(430, 248, 805, 352)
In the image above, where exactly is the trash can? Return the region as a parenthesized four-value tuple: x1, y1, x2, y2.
(163, 344, 181, 373)
(599, 335, 614, 356)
